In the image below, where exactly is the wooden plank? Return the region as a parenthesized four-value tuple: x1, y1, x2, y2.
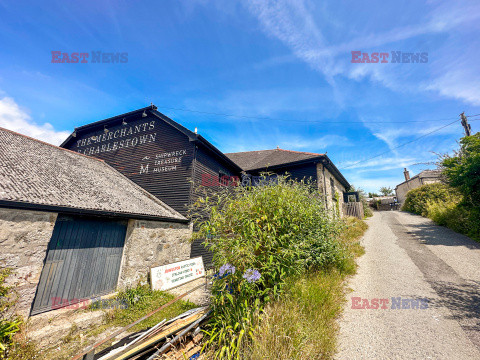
(110, 310, 207, 360)
(60, 217, 86, 305)
(71, 283, 205, 360)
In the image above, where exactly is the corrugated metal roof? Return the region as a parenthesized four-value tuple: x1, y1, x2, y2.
(225, 148, 324, 171)
(0, 127, 186, 221)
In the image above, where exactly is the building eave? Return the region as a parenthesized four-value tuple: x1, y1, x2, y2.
(246, 155, 350, 189)
(0, 200, 189, 223)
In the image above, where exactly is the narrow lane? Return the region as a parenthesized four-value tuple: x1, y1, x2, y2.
(336, 211, 480, 360)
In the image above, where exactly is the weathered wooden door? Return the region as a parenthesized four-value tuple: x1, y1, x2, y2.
(31, 215, 127, 315)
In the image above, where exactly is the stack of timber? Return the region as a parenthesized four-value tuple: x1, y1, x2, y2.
(96, 307, 210, 360)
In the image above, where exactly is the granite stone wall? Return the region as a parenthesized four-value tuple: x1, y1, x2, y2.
(118, 219, 192, 288)
(0, 208, 57, 318)
(316, 163, 346, 216)
(0, 208, 192, 318)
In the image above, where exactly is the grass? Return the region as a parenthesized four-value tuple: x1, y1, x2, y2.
(105, 284, 197, 332)
(5, 285, 197, 360)
(242, 216, 368, 360)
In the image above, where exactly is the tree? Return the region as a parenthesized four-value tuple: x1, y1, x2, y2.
(440, 133, 480, 205)
(379, 186, 394, 196)
(368, 192, 379, 198)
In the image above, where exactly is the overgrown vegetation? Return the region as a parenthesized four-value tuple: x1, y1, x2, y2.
(191, 176, 367, 359)
(403, 133, 480, 241)
(402, 183, 461, 216)
(441, 133, 480, 205)
(5, 282, 196, 360)
(108, 284, 197, 331)
(0, 268, 22, 358)
(242, 217, 366, 360)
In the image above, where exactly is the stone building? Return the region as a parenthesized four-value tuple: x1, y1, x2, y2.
(395, 168, 442, 204)
(0, 127, 191, 317)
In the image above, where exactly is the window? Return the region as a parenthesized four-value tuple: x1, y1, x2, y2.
(219, 170, 229, 186)
(330, 178, 336, 199)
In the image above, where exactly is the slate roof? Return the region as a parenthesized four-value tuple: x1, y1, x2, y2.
(395, 169, 442, 189)
(0, 127, 186, 221)
(418, 169, 442, 178)
(225, 148, 324, 171)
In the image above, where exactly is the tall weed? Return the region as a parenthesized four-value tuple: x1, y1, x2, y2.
(191, 176, 347, 359)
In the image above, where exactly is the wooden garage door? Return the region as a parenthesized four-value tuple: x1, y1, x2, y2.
(31, 215, 127, 315)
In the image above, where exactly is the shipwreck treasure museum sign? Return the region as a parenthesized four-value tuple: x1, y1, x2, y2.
(150, 257, 205, 291)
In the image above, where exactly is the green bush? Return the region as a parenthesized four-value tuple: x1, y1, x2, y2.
(191, 176, 345, 359)
(402, 183, 460, 216)
(403, 183, 480, 242)
(437, 133, 480, 241)
(441, 133, 480, 204)
(426, 201, 480, 241)
(0, 269, 21, 355)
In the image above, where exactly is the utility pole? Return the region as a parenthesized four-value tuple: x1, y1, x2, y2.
(460, 112, 472, 136)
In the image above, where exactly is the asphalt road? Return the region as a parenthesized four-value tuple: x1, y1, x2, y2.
(337, 211, 480, 360)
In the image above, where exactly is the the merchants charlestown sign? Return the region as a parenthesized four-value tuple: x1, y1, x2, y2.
(75, 120, 157, 155)
(150, 257, 205, 291)
(74, 119, 188, 174)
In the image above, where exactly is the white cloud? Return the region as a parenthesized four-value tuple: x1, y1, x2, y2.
(244, 0, 480, 105)
(280, 134, 350, 150)
(245, 0, 337, 82)
(339, 156, 415, 170)
(425, 69, 480, 106)
(0, 97, 70, 145)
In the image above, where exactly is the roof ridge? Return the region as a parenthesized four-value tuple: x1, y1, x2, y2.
(0, 127, 105, 162)
(225, 149, 276, 155)
(74, 105, 156, 131)
(275, 148, 324, 156)
(226, 148, 324, 156)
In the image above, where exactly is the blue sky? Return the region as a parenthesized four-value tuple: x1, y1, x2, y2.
(0, 0, 479, 193)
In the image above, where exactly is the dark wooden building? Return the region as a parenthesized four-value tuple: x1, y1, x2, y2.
(61, 105, 242, 215)
(61, 106, 352, 262)
(61, 105, 242, 263)
(225, 148, 350, 211)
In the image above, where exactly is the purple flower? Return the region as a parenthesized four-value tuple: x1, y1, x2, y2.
(243, 269, 261, 283)
(218, 263, 236, 277)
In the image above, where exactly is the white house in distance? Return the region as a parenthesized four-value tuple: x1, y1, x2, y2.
(395, 168, 442, 204)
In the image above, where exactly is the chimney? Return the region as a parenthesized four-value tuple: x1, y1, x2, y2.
(403, 168, 410, 181)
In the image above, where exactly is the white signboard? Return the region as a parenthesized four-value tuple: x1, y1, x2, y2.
(150, 257, 205, 291)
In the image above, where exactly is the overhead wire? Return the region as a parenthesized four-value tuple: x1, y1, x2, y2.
(339, 118, 461, 170)
(156, 105, 459, 124)
(155, 104, 473, 169)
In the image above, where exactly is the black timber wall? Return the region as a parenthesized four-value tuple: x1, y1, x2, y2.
(63, 114, 194, 215)
(247, 163, 318, 183)
(190, 143, 241, 266)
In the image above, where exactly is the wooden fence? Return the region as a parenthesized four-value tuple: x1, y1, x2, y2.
(342, 202, 364, 219)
